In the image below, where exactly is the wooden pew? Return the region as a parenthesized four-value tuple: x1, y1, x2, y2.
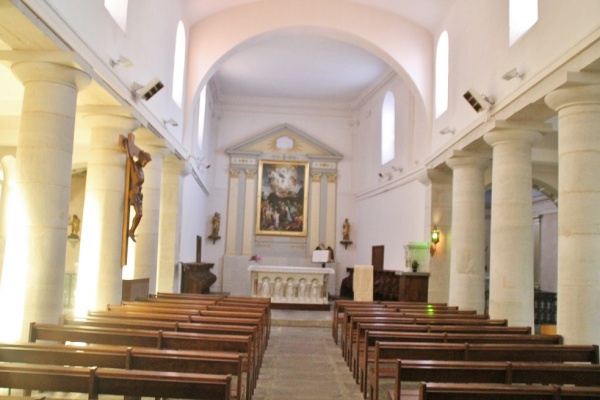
(0, 342, 248, 400)
(367, 342, 600, 400)
(28, 322, 255, 397)
(344, 315, 508, 363)
(417, 383, 600, 400)
(356, 330, 564, 392)
(388, 360, 600, 400)
(0, 362, 232, 400)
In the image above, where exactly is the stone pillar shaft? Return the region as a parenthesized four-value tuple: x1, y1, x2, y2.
(545, 84, 600, 344)
(0, 62, 89, 341)
(446, 156, 490, 313)
(75, 114, 139, 315)
(484, 129, 541, 328)
(242, 170, 256, 255)
(325, 174, 337, 248)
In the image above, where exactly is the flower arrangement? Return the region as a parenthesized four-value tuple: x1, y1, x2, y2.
(249, 254, 262, 264)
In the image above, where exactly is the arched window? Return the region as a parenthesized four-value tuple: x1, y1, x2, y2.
(197, 86, 207, 151)
(435, 31, 449, 118)
(104, 0, 128, 32)
(172, 21, 186, 107)
(509, 0, 538, 46)
(381, 91, 395, 165)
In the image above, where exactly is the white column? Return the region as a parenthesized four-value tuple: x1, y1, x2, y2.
(75, 113, 139, 316)
(0, 156, 16, 281)
(309, 172, 322, 252)
(484, 127, 542, 328)
(446, 156, 490, 313)
(157, 154, 188, 293)
(126, 133, 170, 294)
(545, 83, 600, 345)
(225, 169, 240, 255)
(0, 61, 90, 341)
(325, 174, 337, 248)
(242, 169, 257, 255)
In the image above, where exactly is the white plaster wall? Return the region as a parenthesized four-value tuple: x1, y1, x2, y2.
(432, 0, 600, 150)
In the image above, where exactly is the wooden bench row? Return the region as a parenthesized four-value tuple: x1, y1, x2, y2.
(417, 383, 600, 399)
(0, 362, 232, 400)
(388, 360, 600, 400)
(368, 341, 600, 400)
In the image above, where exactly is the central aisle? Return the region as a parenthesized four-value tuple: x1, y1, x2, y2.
(253, 326, 364, 400)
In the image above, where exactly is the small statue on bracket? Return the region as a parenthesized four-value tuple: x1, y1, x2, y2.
(208, 212, 221, 244)
(340, 218, 353, 249)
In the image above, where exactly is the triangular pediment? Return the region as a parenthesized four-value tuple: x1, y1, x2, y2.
(226, 124, 342, 160)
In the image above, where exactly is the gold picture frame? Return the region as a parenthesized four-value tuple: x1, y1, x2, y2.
(256, 160, 309, 236)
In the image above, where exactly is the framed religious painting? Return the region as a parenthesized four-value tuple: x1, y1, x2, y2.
(256, 160, 309, 236)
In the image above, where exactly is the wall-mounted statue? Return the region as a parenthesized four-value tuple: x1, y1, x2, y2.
(209, 212, 221, 243)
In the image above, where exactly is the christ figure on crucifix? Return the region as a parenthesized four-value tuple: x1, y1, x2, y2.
(122, 135, 151, 242)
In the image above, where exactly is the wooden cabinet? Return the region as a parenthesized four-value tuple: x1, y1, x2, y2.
(397, 272, 429, 302)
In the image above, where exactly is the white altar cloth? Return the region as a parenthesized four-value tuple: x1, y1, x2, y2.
(248, 265, 335, 304)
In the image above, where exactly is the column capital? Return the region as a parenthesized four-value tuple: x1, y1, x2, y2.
(311, 172, 322, 182)
(446, 155, 491, 171)
(484, 128, 542, 148)
(545, 84, 600, 111)
(163, 154, 189, 176)
(230, 168, 241, 178)
(245, 169, 257, 179)
(83, 114, 140, 132)
(326, 174, 337, 183)
(12, 61, 90, 91)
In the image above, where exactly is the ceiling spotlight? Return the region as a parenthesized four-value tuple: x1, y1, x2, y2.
(439, 127, 455, 135)
(163, 118, 178, 127)
(109, 55, 133, 68)
(502, 67, 524, 81)
(463, 88, 495, 113)
(132, 78, 164, 101)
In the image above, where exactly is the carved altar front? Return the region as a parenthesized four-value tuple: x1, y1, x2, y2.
(249, 265, 334, 310)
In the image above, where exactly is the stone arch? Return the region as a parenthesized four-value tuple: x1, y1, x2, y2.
(186, 0, 433, 123)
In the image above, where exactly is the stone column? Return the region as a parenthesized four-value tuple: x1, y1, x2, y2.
(545, 83, 600, 345)
(75, 113, 139, 316)
(125, 132, 170, 294)
(484, 125, 542, 328)
(225, 169, 241, 255)
(0, 61, 90, 341)
(325, 174, 337, 248)
(242, 169, 257, 255)
(446, 156, 490, 314)
(309, 172, 322, 252)
(0, 156, 16, 280)
(418, 168, 453, 303)
(156, 154, 188, 293)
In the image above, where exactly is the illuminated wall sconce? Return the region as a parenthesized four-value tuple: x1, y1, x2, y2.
(67, 214, 81, 248)
(430, 226, 440, 256)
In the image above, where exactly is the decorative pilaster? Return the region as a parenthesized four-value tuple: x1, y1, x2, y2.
(325, 174, 337, 248)
(225, 169, 241, 255)
(0, 61, 90, 341)
(242, 169, 257, 255)
(75, 113, 139, 316)
(484, 125, 543, 328)
(157, 154, 188, 293)
(545, 82, 600, 345)
(446, 156, 490, 314)
(309, 172, 322, 252)
(125, 131, 170, 294)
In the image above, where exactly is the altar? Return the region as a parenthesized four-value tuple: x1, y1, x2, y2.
(248, 265, 335, 310)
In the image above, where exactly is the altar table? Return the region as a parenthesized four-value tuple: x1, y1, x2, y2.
(248, 265, 335, 307)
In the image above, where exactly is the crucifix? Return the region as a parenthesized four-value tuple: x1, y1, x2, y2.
(119, 132, 152, 266)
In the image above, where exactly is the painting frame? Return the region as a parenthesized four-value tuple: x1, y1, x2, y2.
(256, 159, 310, 236)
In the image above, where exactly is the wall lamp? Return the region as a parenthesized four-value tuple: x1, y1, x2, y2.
(439, 127, 455, 135)
(502, 67, 524, 81)
(132, 77, 164, 101)
(163, 118, 178, 127)
(109, 55, 133, 68)
(430, 226, 440, 256)
(463, 88, 495, 113)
